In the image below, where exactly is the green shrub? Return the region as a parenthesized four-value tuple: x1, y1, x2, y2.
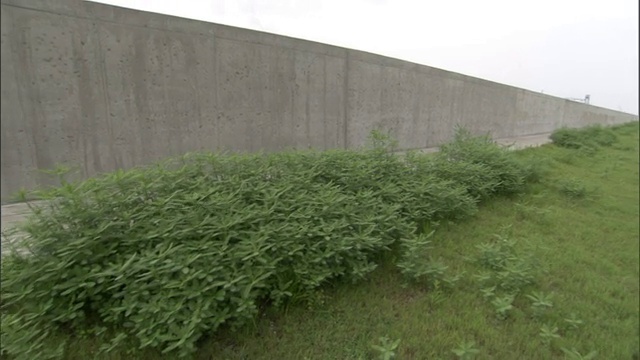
(559, 178, 588, 199)
(437, 127, 529, 196)
(396, 175, 478, 224)
(396, 232, 437, 282)
(410, 156, 500, 201)
(516, 155, 550, 184)
(550, 124, 618, 150)
(610, 121, 639, 135)
(1, 127, 536, 359)
(474, 235, 538, 294)
(526, 291, 554, 319)
(452, 340, 481, 359)
(1, 154, 414, 358)
(371, 336, 401, 360)
(583, 125, 617, 147)
(491, 294, 515, 320)
(549, 128, 584, 149)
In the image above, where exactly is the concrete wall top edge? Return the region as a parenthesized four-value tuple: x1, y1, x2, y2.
(87, 2, 349, 58)
(1, 0, 87, 17)
(346, 49, 637, 118)
(348, 50, 517, 92)
(1, 0, 348, 58)
(561, 100, 639, 119)
(346, 49, 638, 118)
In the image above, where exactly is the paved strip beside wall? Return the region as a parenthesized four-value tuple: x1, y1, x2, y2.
(1, 201, 43, 255)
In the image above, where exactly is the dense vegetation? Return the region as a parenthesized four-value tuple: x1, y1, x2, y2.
(1, 123, 637, 359)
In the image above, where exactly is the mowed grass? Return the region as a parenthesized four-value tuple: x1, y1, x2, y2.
(59, 123, 639, 360)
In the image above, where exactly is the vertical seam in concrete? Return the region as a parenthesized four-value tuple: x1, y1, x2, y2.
(3, 7, 35, 197)
(322, 55, 327, 149)
(190, 38, 202, 151)
(343, 50, 349, 149)
(212, 33, 220, 151)
(305, 62, 310, 148)
(6, 17, 28, 160)
(71, 34, 90, 179)
(19, 16, 49, 185)
(289, 51, 295, 150)
(92, 18, 117, 169)
(19, 25, 42, 170)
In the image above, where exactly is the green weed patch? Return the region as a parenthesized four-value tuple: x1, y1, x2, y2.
(0, 128, 534, 359)
(550, 124, 618, 150)
(2, 122, 637, 359)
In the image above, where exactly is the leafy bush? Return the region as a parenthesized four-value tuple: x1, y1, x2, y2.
(452, 340, 481, 359)
(1, 153, 412, 358)
(436, 127, 530, 197)
(582, 125, 618, 147)
(371, 336, 401, 360)
(559, 178, 588, 199)
(539, 324, 561, 345)
(516, 154, 550, 184)
(491, 294, 515, 320)
(396, 175, 478, 224)
(396, 232, 435, 275)
(410, 155, 500, 201)
(610, 121, 640, 135)
(549, 128, 584, 149)
(550, 124, 618, 150)
(1, 127, 536, 359)
(474, 235, 538, 294)
(526, 291, 554, 319)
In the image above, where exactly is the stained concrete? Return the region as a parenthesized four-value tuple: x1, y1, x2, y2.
(1, 0, 638, 202)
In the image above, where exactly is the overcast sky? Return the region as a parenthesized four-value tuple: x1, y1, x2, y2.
(91, 0, 639, 115)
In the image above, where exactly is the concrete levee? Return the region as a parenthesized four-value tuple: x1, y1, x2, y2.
(1, 0, 638, 202)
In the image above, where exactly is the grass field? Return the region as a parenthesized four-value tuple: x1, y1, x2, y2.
(5, 123, 639, 359)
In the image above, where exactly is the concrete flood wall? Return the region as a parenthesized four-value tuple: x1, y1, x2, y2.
(1, 0, 638, 202)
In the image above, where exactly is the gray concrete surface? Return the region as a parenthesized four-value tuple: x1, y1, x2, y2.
(1, 0, 638, 202)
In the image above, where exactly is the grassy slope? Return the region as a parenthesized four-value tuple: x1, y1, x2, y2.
(67, 123, 639, 360)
